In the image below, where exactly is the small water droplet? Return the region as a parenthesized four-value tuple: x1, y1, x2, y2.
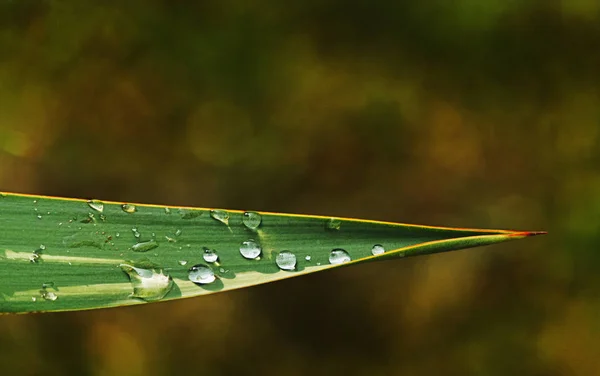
(175, 229, 182, 236)
(42, 282, 55, 289)
(178, 260, 188, 266)
(242, 211, 262, 230)
(119, 264, 173, 302)
(210, 210, 229, 225)
(36, 215, 42, 220)
(31, 297, 37, 302)
(203, 248, 219, 263)
(165, 236, 177, 243)
(325, 218, 341, 231)
(121, 204, 137, 213)
(131, 240, 159, 252)
(188, 264, 216, 284)
(39, 244, 46, 251)
(40, 290, 58, 301)
(276, 251, 297, 271)
(116, 232, 120, 238)
(305, 255, 311, 261)
(329, 249, 351, 265)
(371, 244, 385, 256)
(132, 228, 141, 239)
(240, 239, 261, 259)
(33, 200, 38, 204)
(164, 207, 171, 214)
(87, 199, 104, 213)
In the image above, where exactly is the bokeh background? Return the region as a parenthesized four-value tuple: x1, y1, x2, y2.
(1, 1, 599, 375)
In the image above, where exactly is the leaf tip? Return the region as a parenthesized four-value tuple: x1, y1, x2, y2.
(509, 230, 547, 238)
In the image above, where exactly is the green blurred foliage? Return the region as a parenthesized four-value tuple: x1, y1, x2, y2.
(0, 0, 599, 375)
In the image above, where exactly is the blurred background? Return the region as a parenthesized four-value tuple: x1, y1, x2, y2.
(0, 0, 598, 375)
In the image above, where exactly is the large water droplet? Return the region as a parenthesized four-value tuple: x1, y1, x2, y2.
(203, 248, 219, 263)
(242, 211, 262, 230)
(188, 264, 216, 285)
(325, 218, 341, 231)
(210, 210, 229, 225)
(119, 264, 173, 302)
(87, 199, 104, 213)
(371, 244, 385, 256)
(131, 240, 159, 252)
(240, 239, 261, 259)
(276, 251, 297, 271)
(121, 204, 137, 213)
(329, 249, 351, 265)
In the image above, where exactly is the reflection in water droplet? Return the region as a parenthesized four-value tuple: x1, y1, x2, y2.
(120, 264, 173, 302)
(240, 239, 261, 259)
(40, 290, 58, 301)
(210, 210, 229, 225)
(242, 211, 262, 230)
(305, 255, 311, 261)
(121, 204, 137, 213)
(276, 251, 297, 271)
(188, 264, 216, 284)
(203, 248, 219, 263)
(325, 218, 341, 231)
(131, 240, 159, 252)
(87, 199, 104, 213)
(329, 249, 351, 265)
(178, 260, 188, 266)
(371, 244, 385, 256)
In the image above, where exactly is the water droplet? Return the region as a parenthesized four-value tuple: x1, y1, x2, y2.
(121, 204, 137, 213)
(29, 253, 40, 263)
(119, 264, 173, 302)
(36, 215, 42, 220)
(188, 264, 216, 284)
(165, 236, 177, 243)
(175, 229, 182, 236)
(242, 211, 262, 230)
(132, 228, 141, 239)
(325, 218, 341, 231)
(178, 260, 188, 266)
(240, 239, 262, 259)
(210, 210, 229, 225)
(371, 244, 385, 256)
(39, 245, 46, 251)
(202, 248, 219, 263)
(305, 255, 311, 261)
(42, 282, 55, 289)
(329, 249, 351, 265)
(116, 232, 120, 238)
(33, 200, 38, 204)
(31, 297, 37, 302)
(87, 199, 104, 213)
(40, 290, 58, 301)
(131, 240, 159, 252)
(276, 251, 297, 271)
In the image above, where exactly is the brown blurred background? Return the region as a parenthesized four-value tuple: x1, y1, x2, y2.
(0, 1, 598, 375)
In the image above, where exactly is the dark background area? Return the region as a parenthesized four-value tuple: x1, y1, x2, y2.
(1, 1, 598, 375)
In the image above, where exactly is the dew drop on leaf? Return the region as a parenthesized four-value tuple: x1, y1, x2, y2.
(276, 251, 297, 271)
(121, 204, 137, 213)
(240, 239, 261, 259)
(119, 264, 173, 302)
(329, 249, 351, 265)
(242, 211, 262, 230)
(305, 255, 311, 261)
(203, 248, 219, 263)
(371, 244, 385, 256)
(87, 199, 104, 213)
(178, 260, 188, 266)
(40, 290, 58, 301)
(188, 264, 216, 285)
(131, 240, 159, 252)
(210, 210, 229, 225)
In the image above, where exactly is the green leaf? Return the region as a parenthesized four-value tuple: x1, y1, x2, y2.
(0, 192, 545, 313)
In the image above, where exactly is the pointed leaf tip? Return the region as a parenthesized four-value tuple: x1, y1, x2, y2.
(510, 230, 547, 238)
